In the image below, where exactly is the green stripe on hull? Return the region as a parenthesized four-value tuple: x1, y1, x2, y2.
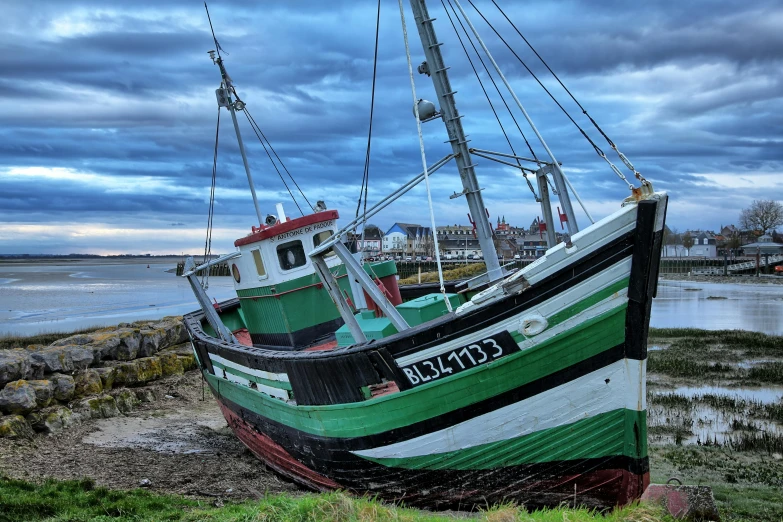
(354, 409, 646, 470)
(211, 360, 293, 391)
(206, 300, 630, 438)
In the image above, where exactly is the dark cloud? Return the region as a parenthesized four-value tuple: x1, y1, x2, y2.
(0, 0, 781, 254)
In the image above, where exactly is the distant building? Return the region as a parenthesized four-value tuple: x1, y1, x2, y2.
(383, 223, 432, 256)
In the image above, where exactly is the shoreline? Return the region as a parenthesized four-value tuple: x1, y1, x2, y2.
(660, 273, 783, 285)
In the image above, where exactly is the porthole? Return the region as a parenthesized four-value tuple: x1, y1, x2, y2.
(232, 263, 241, 283)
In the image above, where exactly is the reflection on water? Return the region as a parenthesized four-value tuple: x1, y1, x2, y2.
(669, 385, 783, 404)
(651, 280, 783, 335)
(0, 261, 236, 336)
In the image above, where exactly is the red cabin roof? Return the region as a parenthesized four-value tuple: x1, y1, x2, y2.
(234, 210, 340, 247)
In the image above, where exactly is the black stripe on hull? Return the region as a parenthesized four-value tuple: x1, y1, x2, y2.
(216, 391, 649, 510)
(249, 317, 343, 350)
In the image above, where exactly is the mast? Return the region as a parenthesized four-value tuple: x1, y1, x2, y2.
(407, 0, 502, 283)
(210, 54, 264, 225)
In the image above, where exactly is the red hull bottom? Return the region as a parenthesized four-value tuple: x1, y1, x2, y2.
(218, 402, 648, 509)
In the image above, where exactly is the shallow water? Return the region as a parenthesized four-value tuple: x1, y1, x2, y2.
(650, 280, 783, 335)
(0, 261, 235, 336)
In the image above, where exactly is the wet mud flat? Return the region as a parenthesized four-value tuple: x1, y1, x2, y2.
(0, 371, 300, 499)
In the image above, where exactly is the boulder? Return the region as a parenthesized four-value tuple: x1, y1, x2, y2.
(111, 358, 162, 386)
(179, 354, 198, 372)
(0, 349, 31, 387)
(111, 389, 140, 414)
(115, 329, 141, 360)
(87, 331, 122, 362)
(50, 373, 76, 402)
(159, 353, 184, 376)
(0, 414, 34, 439)
(138, 328, 166, 357)
(0, 380, 38, 414)
(28, 345, 94, 373)
(74, 395, 120, 419)
(135, 388, 159, 403)
(94, 367, 116, 390)
(50, 333, 94, 347)
(74, 370, 103, 398)
(27, 405, 78, 434)
(137, 357, 163, 382)
(28, 379, 53, 408)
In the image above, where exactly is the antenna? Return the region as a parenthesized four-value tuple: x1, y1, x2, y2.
(204, 3, 228, 58)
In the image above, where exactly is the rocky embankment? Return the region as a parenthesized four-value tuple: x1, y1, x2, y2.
(0, 317, 196, 438)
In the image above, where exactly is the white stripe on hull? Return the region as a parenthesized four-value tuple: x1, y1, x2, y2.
(397, 256, 632, 366)
(215, 365, 290, 400)
(210, 353, 290, 383)
(352, 358, 645, 460)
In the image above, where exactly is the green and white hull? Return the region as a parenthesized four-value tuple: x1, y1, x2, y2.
(185, 193, 667, 509)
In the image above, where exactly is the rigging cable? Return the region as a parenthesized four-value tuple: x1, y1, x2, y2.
(490, 0, 647, 185)
(240, 103, 315, 212)
(397, 0, 451, 312)
(241, 110, 304, 216)
(357, 0, 382, 254)
(465, 0, 634, 191)
(441, 0, 539, 201)
(202, 106, 221, 290)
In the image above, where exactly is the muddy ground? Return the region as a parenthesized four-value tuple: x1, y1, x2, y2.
(0, 371, 301, 499)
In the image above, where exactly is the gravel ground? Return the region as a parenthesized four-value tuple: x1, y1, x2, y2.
(0, 371, 301, 499)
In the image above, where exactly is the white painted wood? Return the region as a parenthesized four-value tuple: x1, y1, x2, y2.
(352, 358, 644, 460)
(210, 353, 290, 383)
(399, 256, 632, 366)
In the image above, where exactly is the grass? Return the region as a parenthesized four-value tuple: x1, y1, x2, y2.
(651, 445, 783, 521)
(398, 263, 487, 285)
(0, 327, 101, 350)
(0, 476, 670, 522)
(646, 328, 783, 384)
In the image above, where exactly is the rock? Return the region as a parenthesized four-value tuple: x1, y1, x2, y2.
(28, 380, 53, 408)
(28, 346, 71, 373)
(74, 370, 103, 398)
(138, 328, 166, 357)
(66, 346, 95, 370)
(134, 388, 159, 403)
(111, 389, 140, 414)
(50, 333, 94, 347)
(0, 380, 38, 414)
(116, 329, 142, 360)
(94, 367, 116, 390)
(178, 354, 198, 372)
(159, 353, 184, 376)
(136, 357, 163, 382)
(74, 395, 120, 419)
(50, 374, 75, 402)
(0, 349, 32, 387)
(27, 406, 78, 434)
(0, 414, 34, 439)
(139, 478, 151, 487)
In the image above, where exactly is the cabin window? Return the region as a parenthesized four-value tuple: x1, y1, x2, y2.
(231, 263, 241, 283)
(251, 249, 267, 278)
(313, 230, 336, 258)
(276, 240, 307, 271)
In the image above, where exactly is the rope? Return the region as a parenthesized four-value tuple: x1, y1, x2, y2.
(441, 0, 539, 202)
(241, 110, 304, 215)
(202, 106, 221, 290)
(465, 0, 635, 190)
(397, 0, 452, 312)
(357, 0, 382, 258)
(490, 0, 647, 184)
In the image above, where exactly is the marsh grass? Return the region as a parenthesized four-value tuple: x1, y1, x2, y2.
(647, 328, 783, 384)
(0, 476, 669, 522)
(0, 327, 101, 350)
(398, 263, 487, 285)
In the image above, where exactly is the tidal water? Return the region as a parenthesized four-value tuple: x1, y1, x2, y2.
(0, 260, 235, 336)
(1, 262, 782, 337)
(651, 280, 783, 335)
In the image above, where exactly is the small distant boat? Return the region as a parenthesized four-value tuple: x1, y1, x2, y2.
(181, 0, 667, 510)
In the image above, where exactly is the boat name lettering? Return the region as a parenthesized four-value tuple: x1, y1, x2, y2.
(399, 331, 517, 386)
(273, 220, 334, 241)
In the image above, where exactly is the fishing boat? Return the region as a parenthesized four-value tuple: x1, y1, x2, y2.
(182, 0, 668, 510)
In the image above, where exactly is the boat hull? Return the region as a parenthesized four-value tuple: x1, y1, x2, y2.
(185, 195, 667, 510)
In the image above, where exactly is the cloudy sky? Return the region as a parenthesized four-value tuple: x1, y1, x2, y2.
(1, 0, 781, 255)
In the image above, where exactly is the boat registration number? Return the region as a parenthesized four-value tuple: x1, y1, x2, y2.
(399, 331, 518, 386)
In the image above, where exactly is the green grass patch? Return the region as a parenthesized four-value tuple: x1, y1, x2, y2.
(398, 263, 487, 285)
(0, 476, 670, 522)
